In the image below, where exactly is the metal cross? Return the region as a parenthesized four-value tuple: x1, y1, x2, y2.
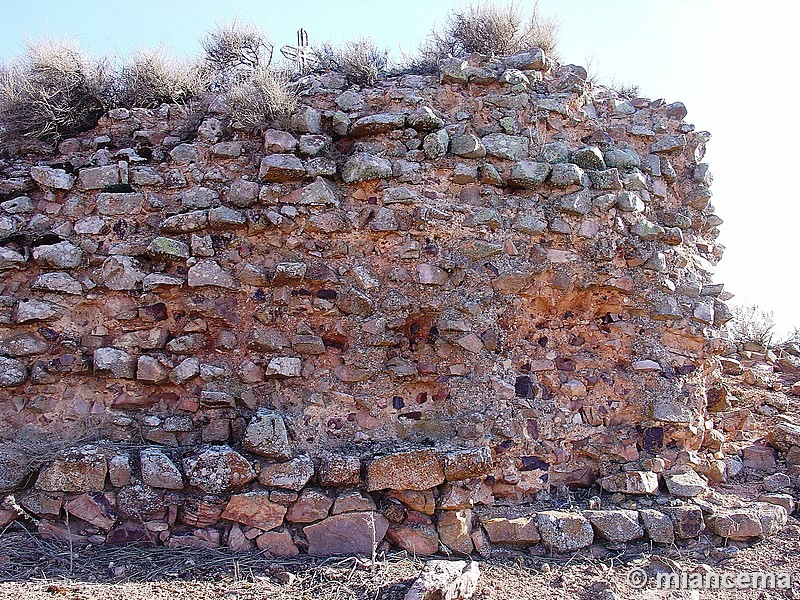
(280, 28, 311, 72)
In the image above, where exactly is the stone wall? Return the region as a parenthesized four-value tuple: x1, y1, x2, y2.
(0, 48, 737, 554)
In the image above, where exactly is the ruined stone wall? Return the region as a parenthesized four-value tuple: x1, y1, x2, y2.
(0, 49, 733, 554)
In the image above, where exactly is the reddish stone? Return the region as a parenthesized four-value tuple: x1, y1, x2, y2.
(386, 490, 436, 515)
(304, 511, 389, 557)
(366, 449, 444, 491)
(180, 495, 226, 527)
(481, 515, 540, 545)
(64, 492, 117, 531)
(443, 447, 493, 482)
(286, 488, 333, 523)
(106, 522, 158, 546)
(167, 528, 221, 549)
(386, 522, 439, 555)
(256, 528, 299, 557)
(222, 491, 287, 530)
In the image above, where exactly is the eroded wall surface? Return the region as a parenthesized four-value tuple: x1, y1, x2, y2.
(0, 50, 731, 553)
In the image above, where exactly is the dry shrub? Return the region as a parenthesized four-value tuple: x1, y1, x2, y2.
(201, 19, 272, 88)
(114, 49, 205, 108)
(728, 304, 776, 349)
(0, 38, 111, 143)
(423, 1, 559, 61)
(226, 65, 297, 131)
(312, 38, 388, 85)
(613, 82, 640, 100)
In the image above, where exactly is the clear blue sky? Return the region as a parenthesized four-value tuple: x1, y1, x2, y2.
(2, 0, 798, 334)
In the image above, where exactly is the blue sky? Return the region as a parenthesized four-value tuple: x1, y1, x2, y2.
(1, 0, 799, 334)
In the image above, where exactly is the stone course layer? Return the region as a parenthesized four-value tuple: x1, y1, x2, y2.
(0, 49, 739, 555)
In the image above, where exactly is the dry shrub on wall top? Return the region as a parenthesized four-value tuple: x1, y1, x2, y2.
(0, 38, 111, 144)
(312, 38, 388, 86)
(227, 65, 298, 131)
(728, 304, 776, 349)
(114, 49, 206, 109)
(201, 18, 273, 88)
(418, 0, 559, 66)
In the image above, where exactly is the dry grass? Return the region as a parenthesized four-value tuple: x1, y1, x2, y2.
(0, 38, 111, 144)
(312, 39, 388, 86)
(114, 49, 205, 109)
(226, 65, 298, 131)
(420, 1, 560, 64)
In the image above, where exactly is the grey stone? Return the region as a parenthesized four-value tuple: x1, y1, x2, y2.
(182, 446, 256, 494)
(263, 129, 298, 153)
(334, 90, 364, 111)
(140, 448, 183, 489)
(169, 357, 200, 384)
(0, 332, 48, 356)
(407, 106, 445, 131)
(258, 455, 315, 490)
(571, 146, 605, 170)
(99, 256, 146, 290)
(587, 169, 622, 190)
(259, 154, 306, 182)
(616, 190, 645, 212)
(170, 143, 198, 164)
(15, 299, 61, 323)
(0, 248, 25, 270)
(0, 356, 27, 387)
(404, 560, 480, 600)
(74, 216, 107, 235)
(0, 445, 31, 492)
(76, 165, 119, 190)
(188, 260, 237, 289)
(664, 469, 709, 497)
(265, 356, 302, 378)
(243, 409, 292, 459)
(481, 133, 529, 160)
(161, 210, 209, 234)
(705, 503, 787, 540)
(31, 166, 75, 190)
(440, 58, 469, 83)
(33, 241, 82, 268)
(298, 134, 330, 156)
(450, 134, 486, 158)
(423, 130, 449, 159)
(289, 106, 322, 134)
(559, 189, 592, 215)
(226, 179, 260, 207)
(209, 206, 246, 228)
(32, 272, 82, 294)
(97, 192, 144, 215)
(513, 214, 547, 234)
(584, 509, 643, 541)
(350, 113, 406, 136)
(504, 48, 547, 70)
(148, 237, 190, 259)
(604, 148, 641, 169)
(539, 141, 570, 163)
(94, 347, 136, 379)
(549, 163, 583, 187)
(536, 510, 594, 552)
(299, 177, 339, 206)
(639, 509, 675, 544)
(508, 161, 550, 188)
(179, 187, 219, 210)
(341, 153, 392, 183)
(651, 134, 687, 153)
(130, 167, 164, 186)
(1, 195, 34, 213)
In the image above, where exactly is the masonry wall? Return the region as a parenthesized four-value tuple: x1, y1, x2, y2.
(0, 49, 732, 554)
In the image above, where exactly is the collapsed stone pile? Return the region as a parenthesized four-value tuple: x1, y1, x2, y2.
(0, 48, 792, 556)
